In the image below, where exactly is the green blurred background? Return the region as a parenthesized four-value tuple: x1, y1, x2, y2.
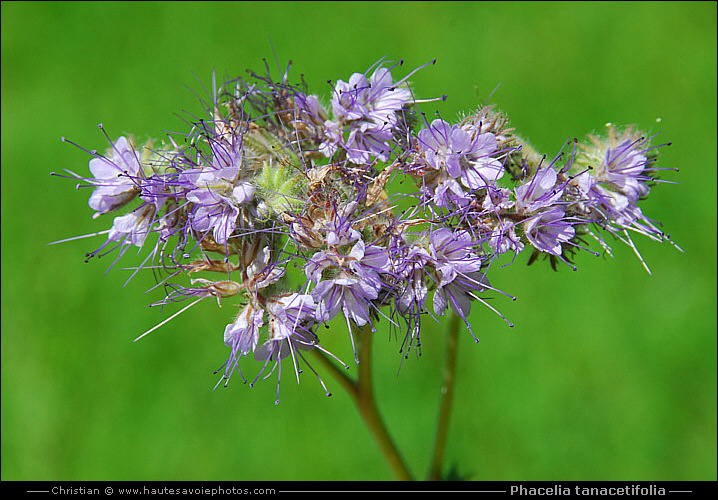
(2, 1, 715, 482)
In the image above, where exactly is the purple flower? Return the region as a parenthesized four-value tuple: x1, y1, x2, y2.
(397, 263, 429, 317)
(311, 269, 380, 365)
(418, 119, 504, 190)
(569, 126, 661, 239)
(254, 294, 318, 362)
(253, 293, 325, 404)
(87, 136, 141, 216)
(294, 93, 326, 122)
(489, 219, 525, 256)
(245, 245, 285, 294)
(291, 92, 331, 153)
(429, 228, 486, 318)
(325, 201, 361, 247)
(310, 239, 391, 328)
(223, 303, 265, 381)
(421, 177, 472, 209)
(107, 204, 156, 247)
(190, 199, 240, 245)
(481, 186, 515, 212)
(570, 141, 657, 239)
(138, 174, 172, 214)
(182, 141, 255, 244)
(394, 244, 431, 354)
(523, 207, 575, 256)
(430, 228, 483, 281)
(304, 249, 332, 284)
(601, 139, 652, 202)
(515, 166, 563, 214)
(348, 239, 391, 289)
(312, 273, 378, 327)
(587, 183, 654, 237)
(331, 66, 411, 128)
(156, 200, 183, 241)
(324, 64, 412, 163)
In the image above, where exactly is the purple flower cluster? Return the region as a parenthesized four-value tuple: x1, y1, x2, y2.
(58, 59, 678, 401)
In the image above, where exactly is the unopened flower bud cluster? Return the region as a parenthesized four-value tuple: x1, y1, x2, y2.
(60, 58, 678, 401)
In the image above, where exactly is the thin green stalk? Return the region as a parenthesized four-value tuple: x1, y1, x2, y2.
(428, 312, 461, 481)
(312, 326, 415, 481)
(354, 327, 415, 481)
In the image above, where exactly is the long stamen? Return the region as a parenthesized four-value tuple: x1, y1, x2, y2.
(134, 297, 206, 342)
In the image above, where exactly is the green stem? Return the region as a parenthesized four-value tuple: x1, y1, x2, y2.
(354, 327, 415, 481)
(428, 312, 461, 481)
(312, 326, 415, 481)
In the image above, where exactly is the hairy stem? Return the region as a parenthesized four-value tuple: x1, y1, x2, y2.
(428, 312, 461, 481)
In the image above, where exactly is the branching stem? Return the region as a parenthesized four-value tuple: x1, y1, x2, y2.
(313, 316, 462, 481)
(312, 324, 415, 481)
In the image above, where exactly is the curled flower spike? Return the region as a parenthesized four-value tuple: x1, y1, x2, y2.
(56, 57, 678, 404)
